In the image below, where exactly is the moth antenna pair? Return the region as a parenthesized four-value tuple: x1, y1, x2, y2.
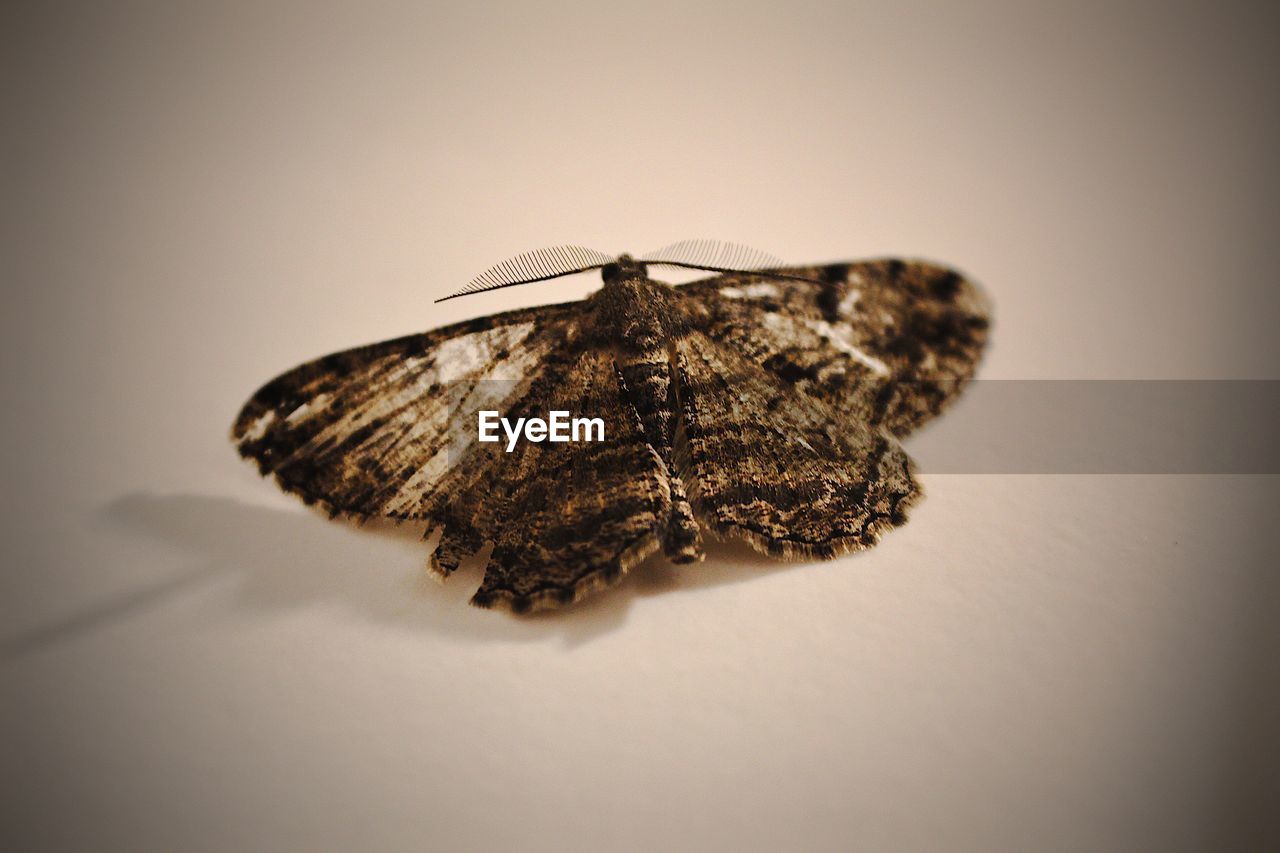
(436, 240, 823, 302)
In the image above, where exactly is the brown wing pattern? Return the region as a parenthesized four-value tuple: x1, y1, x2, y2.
(231, 302, 578, 520)
(429, 345, 671, 612)
(678, 259, 991, 437)
(231, 254, 989, 612)
(673, 329, 921, 558)
(233, 303, 672, 612)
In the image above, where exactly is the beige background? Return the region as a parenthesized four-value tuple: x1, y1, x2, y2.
(3, 1, 1277, 851)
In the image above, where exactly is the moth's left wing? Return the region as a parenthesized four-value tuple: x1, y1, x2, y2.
(677, 259, 991, 437)
(231, 302, 578, 520)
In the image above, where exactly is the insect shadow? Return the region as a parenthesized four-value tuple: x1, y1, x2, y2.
(3, 493, 805, 657)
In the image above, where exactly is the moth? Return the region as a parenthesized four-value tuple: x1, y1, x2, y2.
(232, 241, 991, 612)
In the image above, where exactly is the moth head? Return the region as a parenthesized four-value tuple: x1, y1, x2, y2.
(600, 254, 649, 284)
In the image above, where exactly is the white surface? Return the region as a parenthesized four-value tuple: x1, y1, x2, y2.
(4, 2, 1277, 851)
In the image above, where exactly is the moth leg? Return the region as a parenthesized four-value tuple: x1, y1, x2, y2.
(426, 517, 483, 581)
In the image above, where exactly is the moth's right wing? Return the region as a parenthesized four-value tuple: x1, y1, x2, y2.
(673, 328, 921, 559)
(677, 259, 991, 437)
(231, 301, 580, 520)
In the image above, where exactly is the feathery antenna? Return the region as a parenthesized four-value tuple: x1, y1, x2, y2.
(640, 239, 785, 271)
(640, 239, 822, 283)
(435, 245, 614, 303)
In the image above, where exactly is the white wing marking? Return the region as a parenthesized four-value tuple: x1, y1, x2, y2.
(802, 318, 890, 376)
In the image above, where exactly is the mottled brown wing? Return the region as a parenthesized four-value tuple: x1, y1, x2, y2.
(231, 302, 579, 520)
(673, 330, 921, 558)
(427, 346, 672, 613)
(234, 306, 673, 613)
(677, 259, 991, 437)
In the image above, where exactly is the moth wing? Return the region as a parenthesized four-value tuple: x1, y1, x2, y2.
(677, 259, 991, 436)
(232, 301, 579, 520)
(674, 330, 921, 557)
(429, 345, 672, 612)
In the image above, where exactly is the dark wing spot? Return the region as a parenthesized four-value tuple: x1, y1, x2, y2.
(763, 353, 821, 384)
(929, 270, 962, 300)
(822, 263, 850, 282)
(818, 264, 849, 322)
